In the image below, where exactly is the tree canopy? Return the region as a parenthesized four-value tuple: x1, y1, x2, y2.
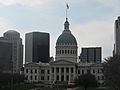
(104, 55, 120, 90)
(74, 73, 98, 90)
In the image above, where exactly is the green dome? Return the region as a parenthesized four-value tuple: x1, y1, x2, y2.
(56, 32, 77, 45)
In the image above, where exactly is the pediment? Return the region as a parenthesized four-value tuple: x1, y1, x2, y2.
(50, 59, 76, 65)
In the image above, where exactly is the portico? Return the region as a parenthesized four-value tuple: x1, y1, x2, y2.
(50, 60, 76, 83)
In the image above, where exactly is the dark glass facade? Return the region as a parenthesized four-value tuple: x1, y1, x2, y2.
(25, 32, 50, 63)
(80, 47, 102, 63)
(0, 37, 12, 72)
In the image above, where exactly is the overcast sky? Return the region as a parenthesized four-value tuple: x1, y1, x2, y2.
(0, 0, 120, 61)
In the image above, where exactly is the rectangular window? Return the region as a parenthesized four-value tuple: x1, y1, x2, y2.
(35, 76, 37, 80)
(47, 70, 49, 74)
(93, 69, 95, 73)
(98, 76, 100, 80)
(98, 69, 100, 73)
(66, 75, 69, 81)
(82, 70, 84, 74)
(31, 70, 33, 74)
(61, 68, 64, 73)
(41, 70, 44, 74)
(41, 76, 44, 80)
(71, 67, 73, 73)
(52, 67, 54, 73)
(26, 69, 28, 73)
(30, 76, 32, 80)
(47, 76, 49, 80)
(35, 69, 37, 73)
(57, 75, 59, 80)
(78, 70, 80, 74)
(66, 67, 69, 73)
(56, 68, 59, 73)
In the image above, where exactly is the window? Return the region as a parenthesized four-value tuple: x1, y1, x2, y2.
(66, 68, 69, 73)
(47, 76, 49, 80)
(82, 70, 84, 74)
(98, 69, 100, 73)
(102, 76, 104, 80)
(26, 69, 28, 73)
(61, 68, 64, 73)
(41, 70, 44, 74)
(78, 70, 80, 74)
(93, 69, 95, 73)
(35, 69, 37, 73)
(60, 50, 61, 54)
(56, 68, 59, 73)
(26, 75, 28, 80)
(31, 70, 33, 74)
(68, 50, 69, 54)
(35, 76, 37, 80)
(71, 67, 73, 73)
(47, 70, 49, 74)
(30, 76, 32, 80)
(65, 50, 67, 54)
(61, 75, 64, 81)
(62, 50, 64, 54)
(52, 67, 54, 73)
(98, 76, 100, 80)
(41, 76, 44, 80)
(71, 50, 72, 54)
(57, 75, 59, 80)
(66, 75, 69, 81)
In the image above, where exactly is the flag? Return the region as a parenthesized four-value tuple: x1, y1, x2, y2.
(66, 3, 69, 9)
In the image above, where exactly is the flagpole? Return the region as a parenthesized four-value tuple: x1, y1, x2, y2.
(66, 3, 69, 19)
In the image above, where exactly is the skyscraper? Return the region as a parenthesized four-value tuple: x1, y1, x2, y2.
(3, 30, 23, 73)
(25, 32, 50, 63)
(114, 16, 120, 55)
(80, 47, 102, 63)
(0, 37, 12, 72)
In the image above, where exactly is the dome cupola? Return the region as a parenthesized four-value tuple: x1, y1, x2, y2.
(56, 18, 77, 45)
(55, 18, 78, 63)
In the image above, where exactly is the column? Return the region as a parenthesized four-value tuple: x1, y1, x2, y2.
(49, 67, 52, 83)
(73, 67, 76, 82)
(69, 67, 71, 83)
(54, 67, 56, 82)
(59, 67, 61, 81)
(64, 67, 66, 81)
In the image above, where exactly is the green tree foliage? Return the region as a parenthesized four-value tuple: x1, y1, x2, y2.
(104, 55, 120, 90)
(74, 73, 98, 90)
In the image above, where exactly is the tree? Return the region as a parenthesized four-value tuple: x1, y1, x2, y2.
(74, 73, 98, 90)
(104, 55, 120, 90)
(0, 72, 26, 89)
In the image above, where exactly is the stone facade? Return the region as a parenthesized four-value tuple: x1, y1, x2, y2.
(24, 61, 104, 85)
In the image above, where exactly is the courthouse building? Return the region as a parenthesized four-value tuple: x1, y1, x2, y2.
(24, 18, 104, 85)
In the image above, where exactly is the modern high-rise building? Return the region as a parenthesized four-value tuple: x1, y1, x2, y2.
(114, 16, 120, 55)
(0, 37, 12, 72)
(3, 30, 23, 73)
(80, 47, 102, 63)
(25, 32, 50, 63)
